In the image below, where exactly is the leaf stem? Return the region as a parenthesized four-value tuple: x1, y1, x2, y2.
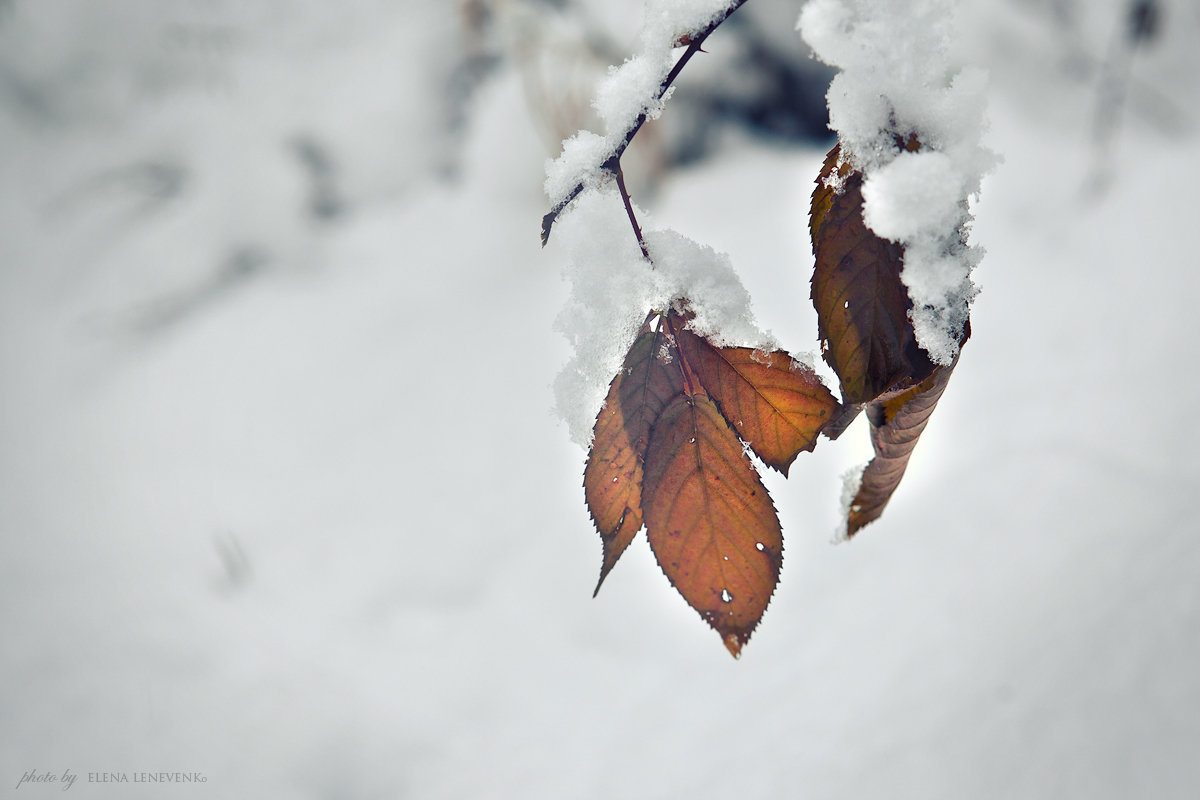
(663, 311, 701, 398)
(613, 160, 652, 264)
(540, 0, 749, 246)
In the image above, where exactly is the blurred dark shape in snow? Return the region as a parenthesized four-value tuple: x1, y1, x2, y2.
(1127, 0, 1161, 44)
(290, 134, 345, 222)
(464, 0, 834, 180)
(665, 4, 836, 164)
(44, 159, 188, 225)
(1086, 0, 1188, 195)
(0, 1, 463, 337)
(132, 245, 269, 336)
(212, 531, 254, 594)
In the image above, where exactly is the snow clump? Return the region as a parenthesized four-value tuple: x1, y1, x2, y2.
(551, 187, 773, 447)
(799, 0, 996, 365)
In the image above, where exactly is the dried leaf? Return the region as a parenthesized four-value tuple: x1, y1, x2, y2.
(641, 391, 782, 658)
(580, 309, 835, 652)
(675, 327, 839, 474)
(584, 320, 684, 594)
(845, 355, 959, 538)
(810, 143, 936, 405)
(583, 309, 839, 655)
(811, 141, 970, 536)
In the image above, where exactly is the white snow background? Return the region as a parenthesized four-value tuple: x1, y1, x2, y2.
(2, 1, 1198, 798)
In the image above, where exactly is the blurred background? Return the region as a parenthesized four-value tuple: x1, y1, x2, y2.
(2, 1, 1198, 797)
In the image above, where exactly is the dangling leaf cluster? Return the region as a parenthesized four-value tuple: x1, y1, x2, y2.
(545, 12, 971, 657)
(585, 309, 837, 656)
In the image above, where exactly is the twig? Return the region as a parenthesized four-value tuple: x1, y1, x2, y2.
(540, 0, 749, 246)
(613, 159, 651, 264)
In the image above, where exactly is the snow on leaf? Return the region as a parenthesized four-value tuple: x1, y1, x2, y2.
(810, 143, 937, 405)
(811, 142, 970, 535)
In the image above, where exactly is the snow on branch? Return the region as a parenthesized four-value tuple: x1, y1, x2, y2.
(800, 0, 996, 365)
(540, 0, 748, 246)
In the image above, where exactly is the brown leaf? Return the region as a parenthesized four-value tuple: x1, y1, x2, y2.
(584, 320, 684, 594)
(583, 308, 834, 655)
(845, 355, 959, 538)
(674, 327, 839, 475)
(641, 390, 782, 658)
(810, 143, 936, 405)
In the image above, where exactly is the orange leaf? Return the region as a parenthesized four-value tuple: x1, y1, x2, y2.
(675, 327, 839, 475)
(641, 391, 782, 657)
(846, 355, 959, 538)
(583, 309, 831, 655)
(584, 320, 685, 594)
(810, 143, 936, 405)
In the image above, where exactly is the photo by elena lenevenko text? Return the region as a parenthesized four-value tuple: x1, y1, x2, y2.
(15, 769, 208, 790)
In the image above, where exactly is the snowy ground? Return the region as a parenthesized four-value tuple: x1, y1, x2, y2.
(2, 1, 1198, 798)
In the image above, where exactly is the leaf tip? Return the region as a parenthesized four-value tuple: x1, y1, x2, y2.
(845, 501, 876, 540)
(772, 453, 800, 477)
(723, 632, 745, 659)
(591, 529, 636, 598)
(592, 563, 614, 598)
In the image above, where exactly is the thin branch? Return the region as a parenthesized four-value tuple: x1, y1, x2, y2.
(613, 160, 651, 264)
(540, 0, 749, 246)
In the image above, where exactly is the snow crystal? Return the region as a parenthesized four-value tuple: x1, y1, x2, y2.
(799, 0, 995, 365)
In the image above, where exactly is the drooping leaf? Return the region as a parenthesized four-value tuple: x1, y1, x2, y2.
(810, 141, 971, 536)
(810, 143, 936, 405)
(674, 327, 839, 475)
(845, 354, 959, 538)
(641, 390, 783, 658)
(583, 308, 840, 655)
(584, 319, 684, 594)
